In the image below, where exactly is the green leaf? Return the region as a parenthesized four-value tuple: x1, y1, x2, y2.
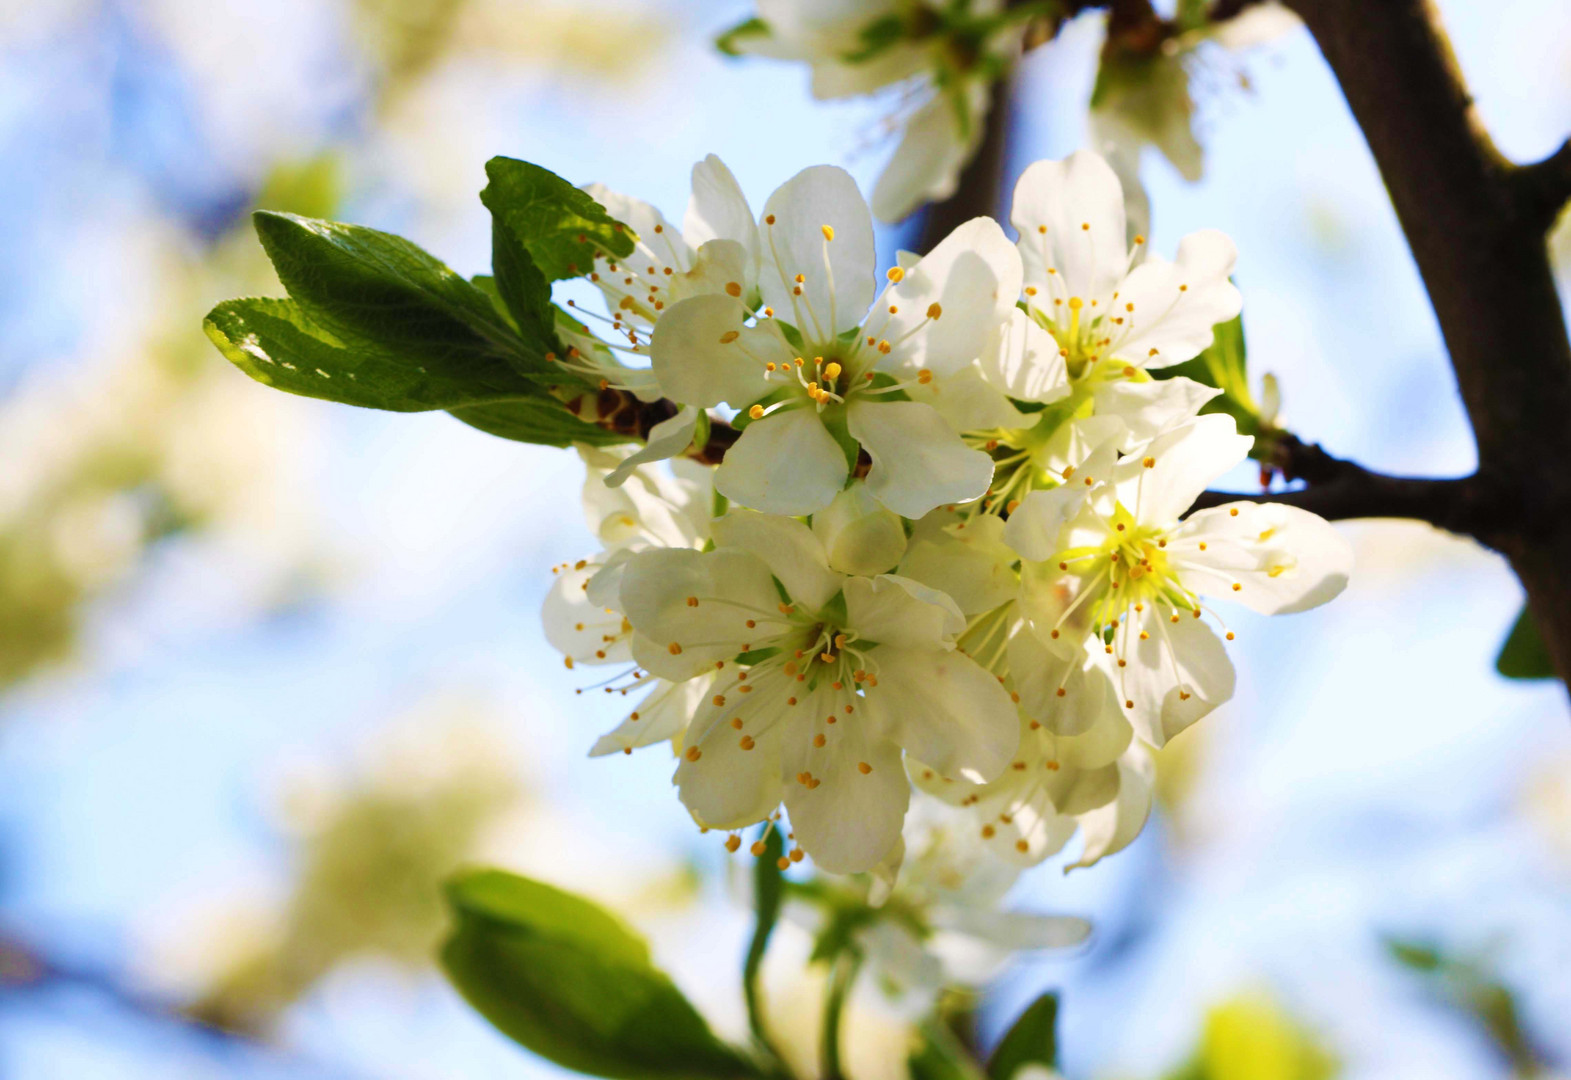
(843, 13, 907, 62)
(715, 16, 768, 56)
(481, 157, 635, 283)
(988, 991, 1059, 1080)
(251, 211, 537, 375)
(442, 868, 758, 1080)
(1495, 605, 1556, 679)
(909, 1020, 988, 1080)
(488, 216, 558, 360)
(206, 298, 617, 447)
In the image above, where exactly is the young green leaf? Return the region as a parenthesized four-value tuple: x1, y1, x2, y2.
(715, 16, 769, 56)
(441, 868, 759, 1080)
(1496, 605, 1556, 679)
(987, 991, 1059, 1080)
(481, 157, 635, 282)
(251, 211, 538, 373)
(743, 825, 784, 1059)
(1155, 314, 1267, 440)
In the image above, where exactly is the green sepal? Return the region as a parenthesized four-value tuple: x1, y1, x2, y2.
(987, 991, 1060, 1079)
(842, 13, 908, 62)
(440, 868, 760, 1080)
(1495, 605, 1556, 679)
(716, 16, 769, 56)
(734, 647, 784, 666)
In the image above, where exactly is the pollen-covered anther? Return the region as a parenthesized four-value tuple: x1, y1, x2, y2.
(1226, 631, 1236, 640)
(789, 848, 804, 863)
(856, 761, 872, 775)
(813, 734, 826, 747)
(748, 404, 765, 419)
(725, 834, 741, 852)
(750, 839, 767, 856)
(739, 735, 755, 750)
(1124, 699, 1134, 708)
(686, 596, 699, 607)
(685, 746, 702, 761)
(718, 330, 739, 344)
(1232, 583, 1242, 592)
(724, 281, 742, 298)
(1143, 456, 1155, 468)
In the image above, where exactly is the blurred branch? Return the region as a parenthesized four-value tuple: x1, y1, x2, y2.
(1192, 436, 1503, 545)
(917, 78, 1014, 255)
(0, 933, 366, 1079)
(1282, 0, 1571, 688)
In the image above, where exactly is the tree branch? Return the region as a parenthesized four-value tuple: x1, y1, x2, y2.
(1191, 435, 1500, 543)
(917, 77, 1015, 254)
(1283, 0, 1571, 687)
(1512, 137, 1571, 233)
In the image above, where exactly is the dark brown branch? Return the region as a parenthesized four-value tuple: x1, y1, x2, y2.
(1283, 0, 1571, 685)
(1512, 137, 1571, 233)
(1190, 436, 1500, 543)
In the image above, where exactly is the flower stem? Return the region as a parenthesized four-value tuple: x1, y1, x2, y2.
(820, 950, 863, 1080)
(744, 824, 787, 1073)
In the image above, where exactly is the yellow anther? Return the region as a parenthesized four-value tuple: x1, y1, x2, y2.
(668, 642, 683, 655)
(833, 633, 847, 649)
(1068, 297, 1084, 311)
(751, 839, 767, 855)
(765, 214, 776, 225)
(719, 330, 739, 344)
(749, 404, 765, 419)
(790, 848, 804, 863)
(926, 302, 942, 319)
(1143, 456, 1155, 468)
(1232, 583, 1242, 592)
(982, 824, 996, 838)
(1036, 225, 1047, 234)
(917, 368, 933, 384)
(739, 735, 755, 750)
(686, 596, 699, 607)
(886, 266, 904, 282)
(730, 717, 743, 729)
(685, 746, 701, 761)
(814, 734, 825, 747)
(1230, 507, 1240, 517)
(725, 835, 741, 852)
(823, 362, 841, 380)
(821, 224, 835, 242)
(712, 695, 726, 707)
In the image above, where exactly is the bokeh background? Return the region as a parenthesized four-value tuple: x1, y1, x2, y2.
(2, 1, 1570, 1077)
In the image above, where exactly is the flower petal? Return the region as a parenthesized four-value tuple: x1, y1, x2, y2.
(905, 361, 1028, 432)
(870, 89, 977, 222)
(976, 307, 1071, 404)
(651, 294, 781, 409)
(1114, 607, 1236, 748)
(620, 547, 778, 677)
(784, 693, 909, 873)
(1008, 629, 1119, 737)
(591, 676, 709, 757)
(605, 406, 700, 487)
(1090, 375, 1220, 451)
(542, 562, 631, 665)
(760, 165, 875, 339)
(1067, 746, 1154, 870)
(1107, 230, 1241, 368)
(898, 514, 1017, 616)
(847, 399, 993, 518)
(1116, 413, 1253, 527)
(714, 407, 849, 516)
(684, 154, 760, 286)
(934, 908, 1091, 951)
(812, 484, 909, 577)
(712, 508, 842, 612)
(877, 216, 1022, 375)
(844, 574, 965, 649)
(867, 645, 1019, 783)
(1010, 151, 1128, 304)
(1170, 502, 1352, 615)
(675, 673, 792, 830)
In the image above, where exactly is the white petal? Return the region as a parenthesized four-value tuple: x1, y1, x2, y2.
(712, 508, 842, 612)
(976, 308, 1071, 404)
(846, 399, 993, 518)
(605, 406, 700, 487)
(1002, 484, 1092, 563)
(877, 217, 1022, 376)
(1033, 413, 1127, 491)
(783, 700, 909, 874)
(1171, 502, 1352, 615)
(760, 165, 875, 340)
(1045, 760, 1121, 815)
(590, 676, 708, 757)
(870, 92, 974, 223)
(811, 43, 929, 98)
(905, 361, 1028, 432)
(1090, 376, 1220, 451)
(675, 671, 793, 829)
(714, 407, 849, 516)
(866, 645, 1019, 783)
(972, 783, 1078, 866)
(897, 515, 1017, 617)
(1008, 629, 1120, 737)
(812, 484, 909, 577)
(684, 155, 760, 286)
(619, 548, 776, 678)
(1068, 746, 1154, 870)
(843, 574, 964, 649)
(1115, 608, 1236, 748)
(1010, 151, 1128, 304)
(1117, 413, 1253, 527)
(650, 294, 781, 409)
(1108, 230, 1241, 369)
(542, 563, 631, 665)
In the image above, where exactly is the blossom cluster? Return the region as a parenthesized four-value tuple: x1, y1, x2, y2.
(543, 148, 1350, 883)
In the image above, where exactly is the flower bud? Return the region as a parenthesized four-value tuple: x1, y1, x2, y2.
(813, 485, 907, 577)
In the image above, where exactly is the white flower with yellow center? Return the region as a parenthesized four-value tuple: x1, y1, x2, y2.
(617, 510, 1019, 873)
(1003, 414, 1352, 749)
(652, 165, 1018, 518)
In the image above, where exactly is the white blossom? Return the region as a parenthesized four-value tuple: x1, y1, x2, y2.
(617, 509, 1019, 873)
